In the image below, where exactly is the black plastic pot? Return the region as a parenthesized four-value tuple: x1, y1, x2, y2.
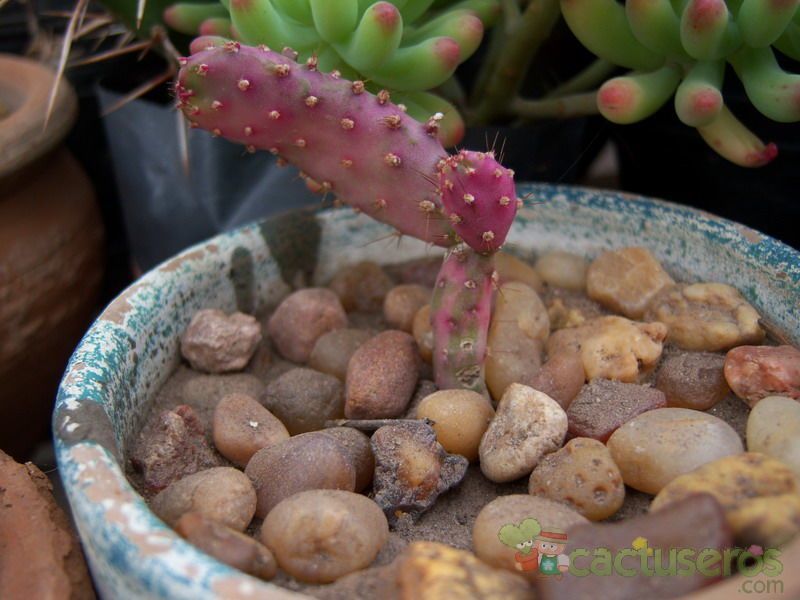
(612, 89, 800, 250)
(461, 117, 609, 184)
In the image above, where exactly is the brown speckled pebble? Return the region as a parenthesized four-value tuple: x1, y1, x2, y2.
(328, 261, 394, 312)
(151, 467, 256, 531)
(319, 427, 375, 492)
(309, 328, 374, 381)
(528, 437, 624, 521)
(345, 330, 420, 419)
(212, 393, 289, 467)
(267, 288, 347, 363)
(656, 352, 729, 410)
(262, 367, 345, 434)
(175, 512, 277, 580)
(383, 284, 430, 332)
(567, 379, 667, 442)
(537, 494, 731, 600)
(244, 432, 355, 518)
(261, 490, 389, 584)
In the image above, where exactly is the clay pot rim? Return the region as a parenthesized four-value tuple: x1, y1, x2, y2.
(0, 54, 77, 182)
(53, 186, 800, 598)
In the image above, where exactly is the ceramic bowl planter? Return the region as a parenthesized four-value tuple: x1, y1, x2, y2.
(0, 54, 105, 458)
(54, 185, 800, 599)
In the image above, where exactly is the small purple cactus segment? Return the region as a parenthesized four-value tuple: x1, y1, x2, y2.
(437, 150, 517, 254)
(176, 42, 455, 246)
(430, 246, 496, 395)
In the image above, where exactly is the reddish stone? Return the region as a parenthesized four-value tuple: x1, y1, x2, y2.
(130, 404, 221, 493)
(724, 345, 800, 407)
(567, 380, 666, 442)
(0, 450, 95, 599)
(536, 494, 732, 600)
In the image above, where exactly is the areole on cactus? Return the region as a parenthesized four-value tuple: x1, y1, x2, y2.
(176, 39, 518, 393)
(560, 0, 800, 167)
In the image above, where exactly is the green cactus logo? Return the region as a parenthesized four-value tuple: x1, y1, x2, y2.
(497, 518, 542, 554)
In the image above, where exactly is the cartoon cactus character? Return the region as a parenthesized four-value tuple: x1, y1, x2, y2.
(177, 40, 519, 392)
(498, 518, 542, 552)
(163, 0, 501, 145)
(560, 0, 800, 166)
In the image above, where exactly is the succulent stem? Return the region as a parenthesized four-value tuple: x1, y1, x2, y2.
(560, 0, 664, 70)
(597, 64, 682, 124)
(674, 59, 724, 126)
(626, 0, 688, 58)
(679, 0, 741, 60)
(738, 0, 800, 48)
(511, 91, 600, 119)
(697, 106, 779, 167)
(544, 58, 617, 98)
(470, 0, 561, 124)
(730, 45, 800, 122)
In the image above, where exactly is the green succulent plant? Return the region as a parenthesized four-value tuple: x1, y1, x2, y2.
(560, 0, 800, 166)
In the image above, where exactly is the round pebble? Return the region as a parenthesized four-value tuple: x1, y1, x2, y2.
(328, 261, 393, 312)
(655, 352, 729, 410)
(244, 432, 356, 517)
(495, 252, 544, 293)
(383, 284, 430, 332)
(493, 281, 550, 342)
(479, 384, 568, 483)
(747, 396, 800, 479)
(724, 344, 800, 407)
(534, 251, 588, 291)
(607, 407, 744, 494)
(652, 452, 800, 548)
(261, 490, 389, 584)
(212, 393, 289, 467)
(586, 246, 674, 319)
(262, 367, 344, 434)
(472, 495, 588, 575)
(412, 304, 434, 363)
(527, 351, 585, 409)
(151, 467, 256, 531)
(485, 320, 543, 401)
(645, 283, 764, 351)
(319, 427, 375, 492)
(180, 309, 262, 373)
(345, 330, 420, 419)
(308, 329, 374, 381)
(528, 437, 625, 521)
(175, 512, 277, 580)
(267, 288, 347, 363)
(485, 280, 548, 400)
(415, 390, 495, 461)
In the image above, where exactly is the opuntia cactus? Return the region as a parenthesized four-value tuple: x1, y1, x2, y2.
(177, 40, 518, 393)
(561, 0, 800, 166)
(438, 150, 517, 254)
(165, 0, 501, 145)
(176, 41, 518, 252)
(430, 246, 496, 394)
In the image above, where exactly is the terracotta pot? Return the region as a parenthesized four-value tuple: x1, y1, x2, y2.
(0, 54, 105, 458)
(54, 188, 800, 598)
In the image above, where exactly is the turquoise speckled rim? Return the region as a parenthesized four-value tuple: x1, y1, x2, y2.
(54, 184, 799, 599)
